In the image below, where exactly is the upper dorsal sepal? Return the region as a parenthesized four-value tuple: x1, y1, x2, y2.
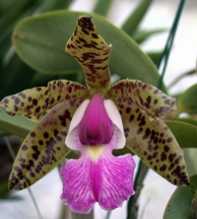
(66, 16, 111, 92)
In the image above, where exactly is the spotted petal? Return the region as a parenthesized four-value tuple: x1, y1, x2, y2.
(110, 93, 189, 185)
(109, 80, 176, 118)
(9, 98, 83, 190)
(66, 16, 111, 91)
(0, 80, 87, 121)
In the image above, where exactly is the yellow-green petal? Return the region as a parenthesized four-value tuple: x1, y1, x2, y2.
(112, 97, 189, 185)
(65, 16, 111, 92)
(0, 80, 87, 122)
(9, 98, 83, 190)
(109, 80, 176, 118)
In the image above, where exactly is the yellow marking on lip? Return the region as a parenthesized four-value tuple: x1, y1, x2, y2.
(87, 145, 104, 161)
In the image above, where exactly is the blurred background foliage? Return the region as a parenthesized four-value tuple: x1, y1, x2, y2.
(0, 0, 196, 219)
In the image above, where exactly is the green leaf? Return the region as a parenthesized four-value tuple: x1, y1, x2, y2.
(174, 118, 197, 126)
(0, 32, 10, 62)
(0, 54, 36, 98)
(0, 179, 22, 200)
(184, 148, 197, 176)
(0, 180, 9, 198)
(0, 109, 36, 138)
(163, 175, 197, 219)
(0, 0, 35, 32)
(0, 0, 15, 16)
(147, 50, 162, 66)
(122, 0, 152, 35)
(178, 119, 197, 176)
(31, 71, 82, 86)
(133, 28, 166, 44)
(13, 10, 161, 86)
(178, 84, 197, 115)
(173, 119, 197, 176)
(93, 0, 113, 16)
(167, 119, 197, 148)
(34, 0, 73, 14)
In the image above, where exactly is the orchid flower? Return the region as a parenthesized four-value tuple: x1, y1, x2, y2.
(0, 16, 189, 213)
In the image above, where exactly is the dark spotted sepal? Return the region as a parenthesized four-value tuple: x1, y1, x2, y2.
(0, 80, 87, 122)
(66, 16, 111, 92)
(109, 80, 189, 185)
(9, 99, 83, 190)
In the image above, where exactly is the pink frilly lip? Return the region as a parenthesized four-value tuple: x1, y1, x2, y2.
(61, 152, 135, 213)
(62, 94, 136, 213)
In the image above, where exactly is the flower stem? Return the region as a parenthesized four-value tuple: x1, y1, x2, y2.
(127, 162, 148, 219)
(71, 211, 94, 219)
(105, 211, 111, 219)
(157, 0, 186, 87)
(126, 1, 186, 219)
(192, 191, 197, 219)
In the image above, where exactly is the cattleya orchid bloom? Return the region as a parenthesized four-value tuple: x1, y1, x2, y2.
(0, 17, 189, 213)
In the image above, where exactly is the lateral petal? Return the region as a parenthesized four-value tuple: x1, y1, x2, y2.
(9, 99, 82, 190)
(112, 95, 189, 185)
(109, 79, 176, 118)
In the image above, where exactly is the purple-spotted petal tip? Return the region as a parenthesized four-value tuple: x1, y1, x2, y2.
(61, 152, 135, 213)
(79, 94, 113, 145)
